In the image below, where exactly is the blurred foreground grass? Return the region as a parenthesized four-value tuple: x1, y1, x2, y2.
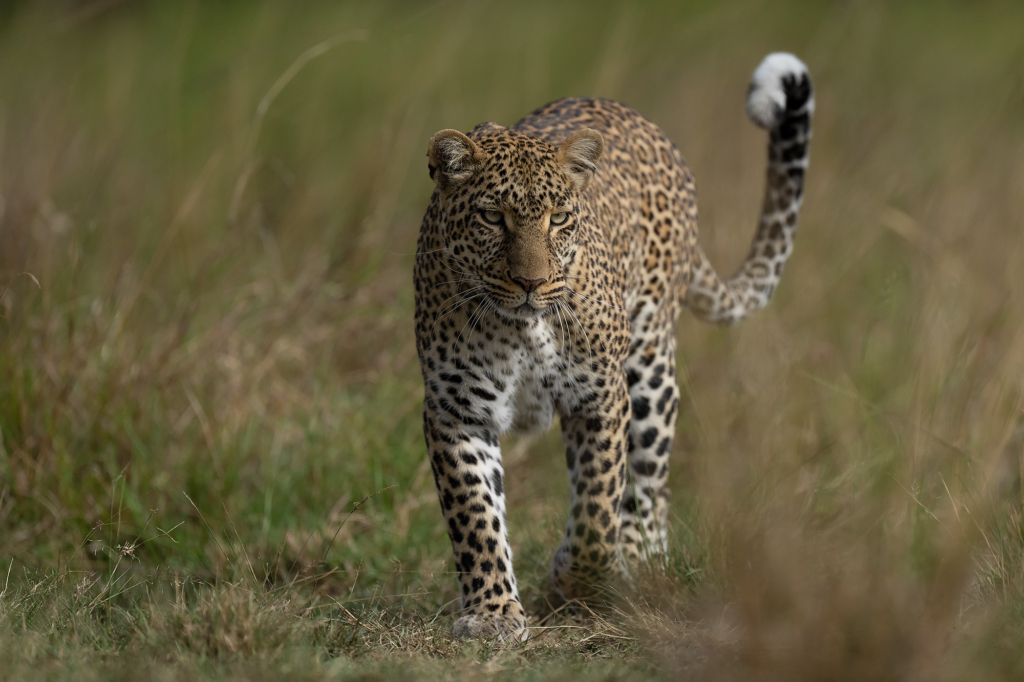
(1, 0, 1024, 679)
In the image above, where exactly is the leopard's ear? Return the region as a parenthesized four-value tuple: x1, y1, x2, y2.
(428, 129, 486, 191)
(558, 129, 604, 192)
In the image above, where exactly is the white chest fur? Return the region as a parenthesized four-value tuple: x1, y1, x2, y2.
(508, 315, 586, 433)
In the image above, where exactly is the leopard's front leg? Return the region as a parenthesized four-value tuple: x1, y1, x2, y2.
(550, 371, 631, 601)
(422, 400, 528, 642)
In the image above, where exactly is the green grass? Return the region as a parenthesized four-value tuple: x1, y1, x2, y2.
(2, 0, 1024, 678)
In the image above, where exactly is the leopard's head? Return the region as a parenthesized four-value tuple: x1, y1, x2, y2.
(426, 123, 603, 319)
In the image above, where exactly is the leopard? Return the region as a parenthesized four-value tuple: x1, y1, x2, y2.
(413, 53, 813, 642)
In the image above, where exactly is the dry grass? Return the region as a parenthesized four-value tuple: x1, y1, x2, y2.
(2, 0, 1024, 679)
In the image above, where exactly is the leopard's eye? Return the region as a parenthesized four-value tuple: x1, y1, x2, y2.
(550, 212, 569, 226)
(480, 210, 504, 226)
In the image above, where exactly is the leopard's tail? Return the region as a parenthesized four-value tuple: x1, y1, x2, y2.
(684, 53, 814, 325)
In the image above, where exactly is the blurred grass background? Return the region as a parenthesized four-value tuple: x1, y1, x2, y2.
(1, 0, 1024, 679)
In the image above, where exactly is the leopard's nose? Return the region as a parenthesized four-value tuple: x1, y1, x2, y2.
(512, 276, 546, 293)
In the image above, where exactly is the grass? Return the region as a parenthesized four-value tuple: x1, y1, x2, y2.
(2, 0, 1024, 678)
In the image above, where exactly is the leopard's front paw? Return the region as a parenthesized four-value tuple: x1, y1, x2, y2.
(451, 607, 529, 643)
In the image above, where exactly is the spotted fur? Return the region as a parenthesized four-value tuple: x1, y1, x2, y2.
(414, 53, 814, 642)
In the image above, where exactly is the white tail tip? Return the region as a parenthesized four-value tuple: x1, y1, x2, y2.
(746, 52, 813, 130)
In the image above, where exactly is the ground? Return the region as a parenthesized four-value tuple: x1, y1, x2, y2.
(2, 1, 1024, 680)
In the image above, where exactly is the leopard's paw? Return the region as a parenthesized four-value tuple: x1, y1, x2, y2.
(550, 544, 628, 604)
(451, 610, 529, 643)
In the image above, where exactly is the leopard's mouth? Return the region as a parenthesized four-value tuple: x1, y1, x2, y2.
(491, 299, 560, 323)
(482, 279, 570, 322)
(495, 288, 566, 312)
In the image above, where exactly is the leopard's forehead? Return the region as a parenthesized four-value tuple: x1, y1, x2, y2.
(466, 128, 573, 217)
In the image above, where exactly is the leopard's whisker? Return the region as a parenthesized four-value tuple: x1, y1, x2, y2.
(565, 287, 627, 314)
(561, 299, 593, 360)
(428, 276, 485, 291)
(554, 301, 567, 355)
(431, 291, 486, 334)
(431, 252, 476, 278)
(440, 290, 485, 319)
(435, 284, 488, 318)
(466, 298, 493, 346)
(457, 296, 491, 343)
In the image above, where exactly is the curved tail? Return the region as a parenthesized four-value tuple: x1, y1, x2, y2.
(685, 53, 814, 325)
